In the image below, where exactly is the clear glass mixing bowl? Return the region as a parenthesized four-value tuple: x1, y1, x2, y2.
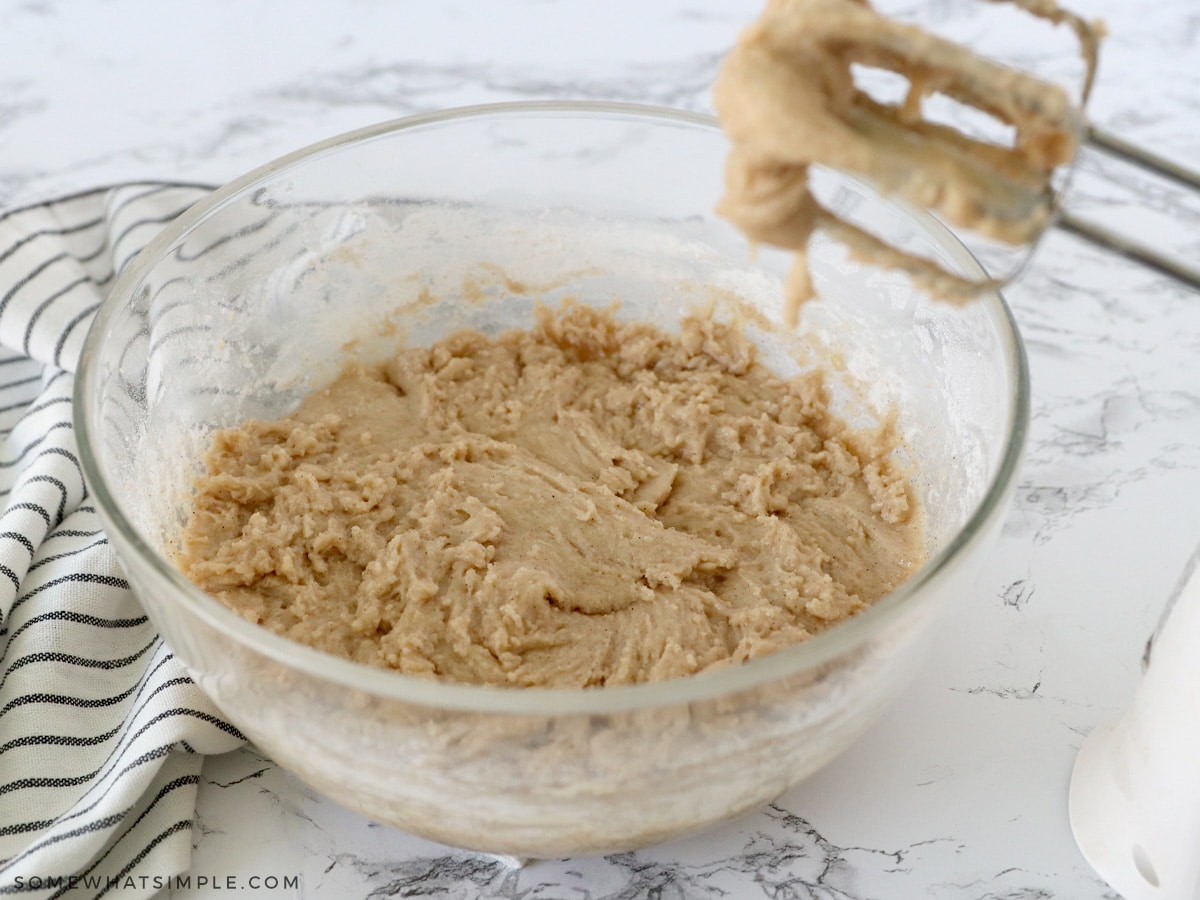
(75, 101, 1028, 858)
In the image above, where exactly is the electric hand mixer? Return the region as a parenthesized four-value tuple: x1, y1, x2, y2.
(714, 2, 1200, 897)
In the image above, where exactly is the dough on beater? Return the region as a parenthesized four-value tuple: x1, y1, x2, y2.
(715, 0, 1102, 323)
(177, 303, 923, 688)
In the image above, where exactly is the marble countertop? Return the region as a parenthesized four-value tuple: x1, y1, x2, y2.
(5, 1, 1199, 897)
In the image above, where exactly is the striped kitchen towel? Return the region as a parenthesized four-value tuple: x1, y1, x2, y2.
(0, 184, 244, 899)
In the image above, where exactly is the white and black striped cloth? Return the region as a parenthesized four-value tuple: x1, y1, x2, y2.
(0, 185, 244, 898)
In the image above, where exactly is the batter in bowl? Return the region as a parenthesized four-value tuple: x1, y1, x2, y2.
(178, 302, 922, 687)
(714, 0, 1101, 323)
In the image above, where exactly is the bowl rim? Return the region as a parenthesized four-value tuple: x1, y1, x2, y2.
(75, 99, 1030, 715)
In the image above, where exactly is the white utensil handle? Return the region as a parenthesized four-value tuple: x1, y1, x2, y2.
(1069, 544, 1200, 900)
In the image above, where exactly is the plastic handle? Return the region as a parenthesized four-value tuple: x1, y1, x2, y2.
(1069, 543, 1200, 900)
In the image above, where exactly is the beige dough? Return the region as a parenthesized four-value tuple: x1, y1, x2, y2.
(178, 303, 922, 688)
(714, 0, 1101, 323)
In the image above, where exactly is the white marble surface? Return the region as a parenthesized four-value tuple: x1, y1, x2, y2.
(6, 0, 1200, 897)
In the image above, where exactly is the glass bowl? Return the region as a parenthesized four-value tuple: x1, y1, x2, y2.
(75, 101, 1028, 858)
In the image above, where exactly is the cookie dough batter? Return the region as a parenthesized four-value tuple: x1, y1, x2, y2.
(715, 0, 1101, 322)
(178, 303, 922, 687)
